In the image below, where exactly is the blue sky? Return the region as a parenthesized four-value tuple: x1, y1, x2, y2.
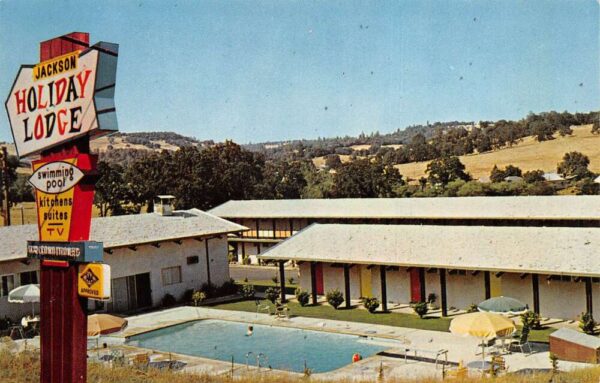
(1, 0, 598, 144)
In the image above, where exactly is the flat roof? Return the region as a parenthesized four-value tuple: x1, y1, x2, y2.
(258, 224, 600, 277)
(208, 196, 600, 221)
(1, 209, 247, 263)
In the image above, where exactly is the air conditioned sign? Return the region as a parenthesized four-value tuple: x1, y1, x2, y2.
(5, 42, 119, 159)
(27, 240, 104, 263)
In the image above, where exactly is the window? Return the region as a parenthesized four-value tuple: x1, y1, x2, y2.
(161, 266, 182, 286)
(20, 271, 38, 285)
(186, 256, 199, 265)
(1, 275, 15, 297)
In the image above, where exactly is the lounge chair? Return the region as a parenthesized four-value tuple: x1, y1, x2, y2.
(488, 355, 507, 376)
(255, 299, 271, 315)
(275, 302, 290, 320)
(509, 327, 532, 355)
(444, 362, 468, 379)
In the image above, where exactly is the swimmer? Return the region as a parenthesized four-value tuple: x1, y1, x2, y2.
(246, 325, 254, 336)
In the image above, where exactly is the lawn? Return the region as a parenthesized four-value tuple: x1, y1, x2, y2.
(210, 299, 557, 342)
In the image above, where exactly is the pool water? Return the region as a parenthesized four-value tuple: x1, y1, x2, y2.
(127, 319, 388, 373)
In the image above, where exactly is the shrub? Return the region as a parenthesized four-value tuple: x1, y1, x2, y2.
(242, 256, 251, 265)
(216, 279, 238, 296)
(413, 302, 428, 318)
(580, 312, 597, 335)
(295, 288, 310, 307)
(271, 276, 279, 284)
(265, 287, 280, 304)
(326, 289, 344, 309)
(466, 303, 479, 313)
(520, 310, 541, 330)
(364, 297, 380, 313)
(243, 277, 248, 283)
(199, 282, 217, 298)
(288, 277, 295, 285)
(240, 284, 256, 299)
(427, 293, 436, 304)
(182, 289, 194, 303)
(192, 291, 206, 306)
(161, 293, 176, 308)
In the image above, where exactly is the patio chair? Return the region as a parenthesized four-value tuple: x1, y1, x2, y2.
(509, 327, 532, 355)
(488, 355, 507, 376)
(132, 353, 150, 371)
(275, 301, 290, 320)
(443, 362, 468, 379)
(255, 299, 271, 315)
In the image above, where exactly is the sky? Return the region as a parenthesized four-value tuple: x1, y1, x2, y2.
(0, 0, 598, 144)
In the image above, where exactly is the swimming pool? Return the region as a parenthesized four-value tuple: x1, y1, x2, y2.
(127, 319, 389, 373)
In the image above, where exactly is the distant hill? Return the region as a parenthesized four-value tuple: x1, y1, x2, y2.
(395, 125, 600, 181)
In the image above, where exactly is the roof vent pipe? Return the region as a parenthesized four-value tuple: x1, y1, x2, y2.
(154, 195, 176, 216)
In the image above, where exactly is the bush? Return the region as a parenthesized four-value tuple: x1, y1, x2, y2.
(413, 302, 428, 318)
(182, 289, 194, 303)
(271, 276, 279, 284)
(240, 284, 256, 299)
(520, 310, 541, 330)
(295, 288, 310, 307)
(161, 293, 176, 308)
(199, 282, 217, 298)
(364, 297, 380, 313)
(192, 291, 206, 306)
(466, 303, 479, 313)
(427, 293, 436, 304)
(288, 277, 295, 285)
(242, 256, 251, 265)
(326, 289, 344, 309)
(580, 312, 597, 335)
(216, 279, 238, 296)
(265, 287, 280, 304)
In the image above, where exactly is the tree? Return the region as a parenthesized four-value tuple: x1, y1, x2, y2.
(557, 151, 592, 180)
(490, 165, 522, 183)
(256, 161, 307, 199)
(592, 120, 600, 135)
(324, 154, 342, 169)
(523, 169, 545, 183)
(0, 152, 17, 209)
(425, 156, 470, 186)
(332, 159, 404, 198)
(530, 120, 555, 142)
(95, 162, 131, 216)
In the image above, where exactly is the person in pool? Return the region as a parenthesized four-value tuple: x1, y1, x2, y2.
(246, 325, 253, 336)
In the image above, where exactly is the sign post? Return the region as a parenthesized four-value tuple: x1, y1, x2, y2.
(5, 32, 118, 383)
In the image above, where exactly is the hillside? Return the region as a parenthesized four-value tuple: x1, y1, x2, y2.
(395, 125, 600, 181)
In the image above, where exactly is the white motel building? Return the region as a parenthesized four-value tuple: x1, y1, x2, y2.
(209, 196, 600, 321)
(0, 202, 245, 321)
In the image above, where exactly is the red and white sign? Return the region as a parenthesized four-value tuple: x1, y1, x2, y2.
(5, 45, 118, 159)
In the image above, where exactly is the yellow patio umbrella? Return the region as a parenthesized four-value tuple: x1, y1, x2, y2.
(87, 314, 127, 336)
(450, 312, 516, 368)
(450, 311, 516, 339)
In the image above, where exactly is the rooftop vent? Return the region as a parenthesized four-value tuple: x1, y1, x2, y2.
(154, 195, 176, 216)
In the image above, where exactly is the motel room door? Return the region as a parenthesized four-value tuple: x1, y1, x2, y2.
(360, 266, 372, 298)
(315, 263, 324, 295)
(490, 274, 502, 297)
(110, 272, 152, 313)
(410, 269, 422, 302)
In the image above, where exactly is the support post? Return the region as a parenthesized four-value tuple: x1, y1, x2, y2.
(439, 268, 447, 317)
(279, 260, 286, 303)
(484, 271, 491, 300)
(532, 274, 540, 314)
(205, 239, 212, 287)
(419, 268, 426, 302)
(380, 266, 387, 312)
(586, 277, 593, 315)
(310, 262, 318, 305)
(1, 147, 10, 226)
(343, 264, 351, 309)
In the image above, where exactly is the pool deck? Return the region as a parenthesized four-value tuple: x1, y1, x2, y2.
(98, 306, 593, 380)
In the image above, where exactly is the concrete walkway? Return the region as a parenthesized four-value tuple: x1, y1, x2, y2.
(110, 306, 592, 381)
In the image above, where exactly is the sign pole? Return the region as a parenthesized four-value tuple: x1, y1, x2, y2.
(38, 34, 91, 383)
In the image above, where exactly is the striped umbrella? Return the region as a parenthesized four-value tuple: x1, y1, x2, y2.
(478, 296, 528, 315)
(8, 284, 40, 316)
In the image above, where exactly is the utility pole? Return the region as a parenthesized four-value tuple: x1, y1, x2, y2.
(0, 146, 10, 226)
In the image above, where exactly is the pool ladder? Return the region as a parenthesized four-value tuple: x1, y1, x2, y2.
(245, 352, 269, 370)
